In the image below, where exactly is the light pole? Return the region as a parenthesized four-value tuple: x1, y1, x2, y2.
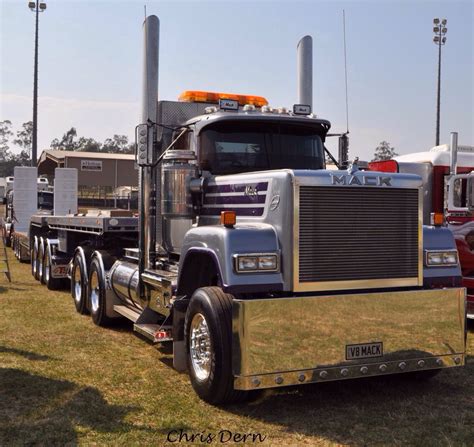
(28, 0, 47, 167)
(433, 18, 447, 147)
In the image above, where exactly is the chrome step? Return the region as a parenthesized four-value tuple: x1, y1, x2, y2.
(113, 305, 141, 322)
(133, 323, 173, 343)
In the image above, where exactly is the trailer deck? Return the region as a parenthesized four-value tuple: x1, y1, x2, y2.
(46, 215, 139, 235)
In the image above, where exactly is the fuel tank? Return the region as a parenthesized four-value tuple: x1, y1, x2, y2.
(109, 261, 141, 308)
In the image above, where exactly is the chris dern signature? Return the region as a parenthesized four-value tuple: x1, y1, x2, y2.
(166, 429, 267, 444)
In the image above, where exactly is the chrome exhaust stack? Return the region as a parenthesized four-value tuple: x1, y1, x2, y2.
(450, 131, 458, 175)
(139, 15, 160, 274)
(297, 35, 313, 109)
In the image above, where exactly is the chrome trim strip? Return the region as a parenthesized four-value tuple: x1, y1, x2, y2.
(234, 354, 465, 390)
(293, 277, 420, 292)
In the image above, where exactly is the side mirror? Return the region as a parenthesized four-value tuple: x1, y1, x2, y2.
(467, 173, 474, 212)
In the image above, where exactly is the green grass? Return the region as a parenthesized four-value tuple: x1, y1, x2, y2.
(1, 249, 473, 446)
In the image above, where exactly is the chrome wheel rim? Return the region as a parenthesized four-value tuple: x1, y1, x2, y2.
(74, 265, 82, 303)
(190, 313, 212, 381)
(90, 270, 100, 313)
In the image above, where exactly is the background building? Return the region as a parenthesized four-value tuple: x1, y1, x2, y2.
(38, 150, 138, 206)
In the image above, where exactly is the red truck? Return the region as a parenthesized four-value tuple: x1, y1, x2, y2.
(370, 133, 474, 320)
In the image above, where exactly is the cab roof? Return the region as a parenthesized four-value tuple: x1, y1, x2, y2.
(396, 144, 474, 167)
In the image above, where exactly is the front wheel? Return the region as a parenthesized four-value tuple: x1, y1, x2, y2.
(185, 287, 249, 405)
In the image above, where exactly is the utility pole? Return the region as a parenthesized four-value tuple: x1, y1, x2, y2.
(433, 18, 447, 146)
(28, 1, 47, 166)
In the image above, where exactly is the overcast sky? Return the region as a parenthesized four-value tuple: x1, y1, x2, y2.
(1, 0, 472, 161)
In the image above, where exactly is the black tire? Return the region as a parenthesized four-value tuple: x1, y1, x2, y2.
(71, 249, 90, 314)
(38, 239, 45, 285)
(31, 237, 39, 279)
(44, 243, 63, 290)
(185, 286, 249, 405)
(88, 252, 115, 327)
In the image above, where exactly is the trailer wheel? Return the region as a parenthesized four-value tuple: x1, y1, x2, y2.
(31, 237, 39, 279)
(185, 287, 249, 405)
(38, 238, 45, 284)
(44, 243, 62, 290)
(71, 250, 89, 315)
(88, 252, 115, 327)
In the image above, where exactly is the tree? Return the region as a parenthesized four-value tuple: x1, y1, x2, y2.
(102, 134, 133, 153)
(372, 141, 398, 161)
(0, 120, 13, 162)
(50, 127, 78, 151)
(13, 121, 33, 157)
(76, 137, 102, 152)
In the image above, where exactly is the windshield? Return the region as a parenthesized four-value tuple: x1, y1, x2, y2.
(200, 121, 325, 175)
(38, 192, 53, 210)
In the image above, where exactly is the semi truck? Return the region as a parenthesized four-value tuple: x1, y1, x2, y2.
(2, 179, 53, 250)
(26, 15, 466, 404)
(369, 135, 474, 320)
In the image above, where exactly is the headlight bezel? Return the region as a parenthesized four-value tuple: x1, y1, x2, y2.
(234, 253, 280, 273)
(424, 249, 459, 267)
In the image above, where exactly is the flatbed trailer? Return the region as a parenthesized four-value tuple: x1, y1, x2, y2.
(30, 213, 139, 291)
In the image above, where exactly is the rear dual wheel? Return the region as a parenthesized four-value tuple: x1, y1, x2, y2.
(88, 252, 115, 327)
(71, 249, 90, 315)
(38, 239, 45, 284)
(31, 237, 39, 280)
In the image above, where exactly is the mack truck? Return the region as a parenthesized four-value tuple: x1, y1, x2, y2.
(27, 15, 466, 405)
(369, 135, 474, 320)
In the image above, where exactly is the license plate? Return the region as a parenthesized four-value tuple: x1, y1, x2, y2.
(346, 342, 383, 360)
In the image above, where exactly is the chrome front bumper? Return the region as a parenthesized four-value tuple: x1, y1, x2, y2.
(232, 288, 466, 390)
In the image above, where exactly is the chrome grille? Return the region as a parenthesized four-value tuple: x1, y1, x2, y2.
(298, 186, 419, 283)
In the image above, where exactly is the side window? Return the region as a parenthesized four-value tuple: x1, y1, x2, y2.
(452, 178, 467, 208)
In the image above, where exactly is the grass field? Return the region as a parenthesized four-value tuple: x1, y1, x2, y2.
(1, 248, 473, 446)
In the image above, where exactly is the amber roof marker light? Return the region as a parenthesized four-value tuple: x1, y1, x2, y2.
(178, 91, 268, 107)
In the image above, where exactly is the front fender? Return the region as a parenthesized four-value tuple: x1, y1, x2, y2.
(180, 223, 283, 294)
(423, 226, 462, 286)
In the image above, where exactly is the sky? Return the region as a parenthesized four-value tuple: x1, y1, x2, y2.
(0, 0, 473, 161)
